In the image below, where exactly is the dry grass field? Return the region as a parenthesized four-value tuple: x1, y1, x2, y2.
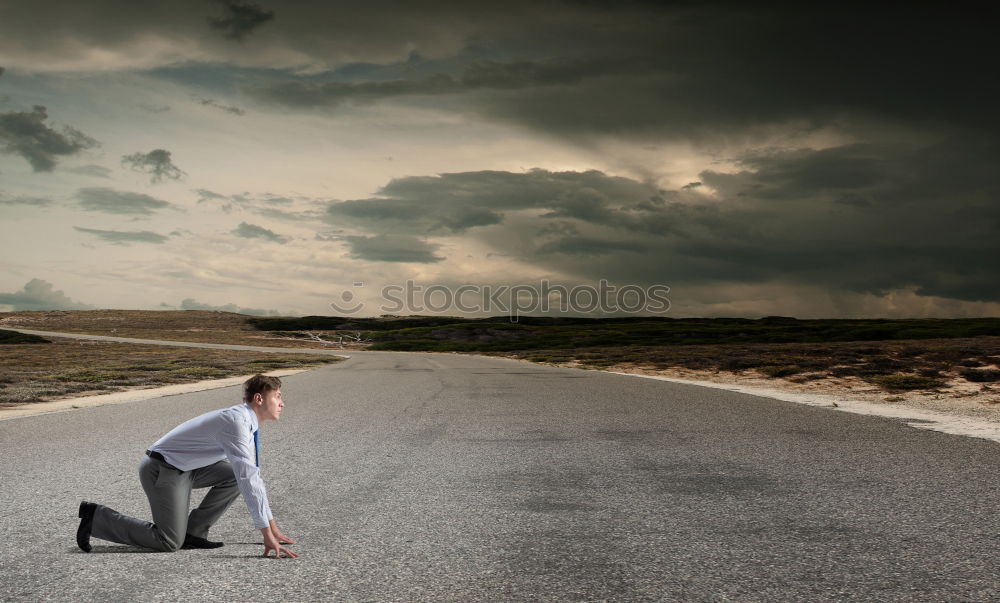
(0, 310, 340, 348)
(495, 336, 1000, 388)
(0, 337, 341, 406)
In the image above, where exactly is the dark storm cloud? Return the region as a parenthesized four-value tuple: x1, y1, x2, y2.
(252, 56, 640, 108)
(0, 279, 94, 310)
(326, 141, 1000, 302)
(326, 169, 648, 235)
(342, 234, 444, 263)
(121, 149, 185, 183)
(0, 106, 98, 171)
(533, 237, 647, 256)
(327, 196, 503, 234)
(73, 226, 169, 245)
(254, 74, 458, 108)
(4, 1, 630, 73)
(239, 5, 998, 148)
(0, 2, 488, 73)
(208, 0, 275, 41)
(232, 221, 289, 243)
(76, 187, 173, 215)
(3, 3, 996, 143)
(469, 7, 999, 144)
(3, 2, 992, 145)
(700, 138, 1000, 209)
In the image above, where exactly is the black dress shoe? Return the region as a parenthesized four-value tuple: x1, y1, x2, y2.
(182, 534, 224, 549)
(77, 501, 97, 553)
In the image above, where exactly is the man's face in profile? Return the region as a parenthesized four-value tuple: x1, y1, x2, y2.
(260, 388, 283, 421)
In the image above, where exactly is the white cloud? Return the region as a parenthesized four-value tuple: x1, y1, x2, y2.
(0, 278, 94, 311)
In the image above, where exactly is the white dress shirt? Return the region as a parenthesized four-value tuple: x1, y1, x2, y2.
(149, 403, 274, 529)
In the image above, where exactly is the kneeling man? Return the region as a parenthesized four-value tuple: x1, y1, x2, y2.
(76, 374, 298, 558)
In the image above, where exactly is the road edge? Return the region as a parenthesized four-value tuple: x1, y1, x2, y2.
(469, 352, 1000, 444)
(609, 371, 1000, 444)
(0, 368, 310, 421)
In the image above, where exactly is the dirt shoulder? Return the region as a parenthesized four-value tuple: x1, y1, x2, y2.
(489, 336, 1000, 426)
(0, 368, 312, 421)
(0, 337, 342, 407)
(596, 363, 1000, 425)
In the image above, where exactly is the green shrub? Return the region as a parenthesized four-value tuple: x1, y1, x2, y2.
(255, 316, 1000, 350)
(719, 357, 767, 371)
(51, 370, 131, 383)
(789, 372, 827, 382)
(758, 365, 803, 378)
(865, 374, 946, 390)
(167, 367, 229, 379)
(0, 329, 50, 344)
(828, 366, 861, 377)
(960, 369, 1000, 383)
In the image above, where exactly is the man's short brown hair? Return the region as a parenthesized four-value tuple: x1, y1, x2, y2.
(243, 374, 282, 404)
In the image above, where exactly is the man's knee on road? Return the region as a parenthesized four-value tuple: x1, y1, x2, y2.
(159, 539, 182, 553)
(155, 532, 184, 552)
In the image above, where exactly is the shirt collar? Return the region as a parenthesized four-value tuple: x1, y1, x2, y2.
(240, 402, 259, 432)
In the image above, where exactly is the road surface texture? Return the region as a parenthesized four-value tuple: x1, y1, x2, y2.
(1, 351, 998, 601)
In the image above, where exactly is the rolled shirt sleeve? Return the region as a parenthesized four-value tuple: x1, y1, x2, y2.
(218, 412, 273, 530)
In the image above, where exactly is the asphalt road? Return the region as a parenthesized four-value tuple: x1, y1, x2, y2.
(1, 350, 998, 601)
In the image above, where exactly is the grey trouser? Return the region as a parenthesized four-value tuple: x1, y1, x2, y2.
(90, 455, 240, 552)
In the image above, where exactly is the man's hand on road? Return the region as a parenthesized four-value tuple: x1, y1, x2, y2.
(261, 526, 299, 559)
(269, 519, 298, 545)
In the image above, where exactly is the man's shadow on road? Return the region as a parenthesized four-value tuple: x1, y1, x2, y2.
(71, 543, 284, 559)
(71, 545, 152, 554)
(209, 542, 300, 559)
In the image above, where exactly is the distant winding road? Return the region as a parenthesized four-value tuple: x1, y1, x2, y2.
(5, 328, 354, 356)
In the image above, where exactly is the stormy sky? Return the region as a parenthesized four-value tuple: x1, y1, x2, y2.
(1, 1, 997, 318)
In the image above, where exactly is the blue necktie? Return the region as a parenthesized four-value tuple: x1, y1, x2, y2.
(253, 429, 260, 467)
